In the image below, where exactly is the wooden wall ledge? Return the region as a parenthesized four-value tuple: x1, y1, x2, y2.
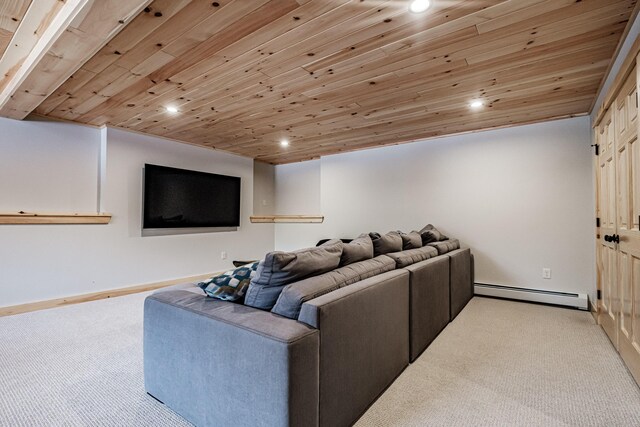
(0, 211, 112, 224)
(250, 215, 324, 224)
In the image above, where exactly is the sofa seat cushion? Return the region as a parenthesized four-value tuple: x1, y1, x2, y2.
(428, 238, 460, 255)
(387, 246, 438, 268)
(244, 240, 343, 310)
(271, 255, 395, 320)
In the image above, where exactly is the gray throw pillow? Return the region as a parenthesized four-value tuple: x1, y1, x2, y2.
(419, 224, 448, 244)
(244, 240, 343, 310)
(400, 231, 422, 249)
(369, 231, 402, 256)
(340, 234, 374, 266)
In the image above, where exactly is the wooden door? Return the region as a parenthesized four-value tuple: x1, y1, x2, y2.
(598, 108, 619, 344)
(616, 65, 640, 384)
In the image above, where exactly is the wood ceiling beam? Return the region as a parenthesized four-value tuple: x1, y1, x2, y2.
(0, 0, 152, 120)
(0, 0, 32, 59)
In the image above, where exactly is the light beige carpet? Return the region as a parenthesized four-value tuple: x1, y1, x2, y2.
(356, 297, 640, 427)
(1, 294, 639, 426)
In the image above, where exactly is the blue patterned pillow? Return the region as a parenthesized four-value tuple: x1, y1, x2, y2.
(198, 262, 259, 301)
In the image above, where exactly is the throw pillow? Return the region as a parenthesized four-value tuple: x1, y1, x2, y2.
(399, 231, 422, 249)
(418, 224, 449, 244)
(340, 234, 374, 266)
(198, 262, 259, 301)
(369, 231, 403, 256)
(316, 238, 353, 246)
(243, 240, 344, 310)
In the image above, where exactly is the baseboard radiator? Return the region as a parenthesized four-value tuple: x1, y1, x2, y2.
(474, 283, 589, 310)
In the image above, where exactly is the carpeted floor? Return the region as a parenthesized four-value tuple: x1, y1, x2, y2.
(1, 294, 639, 426)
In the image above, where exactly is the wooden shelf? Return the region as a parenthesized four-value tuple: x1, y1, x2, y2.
(0, 211, 112, 224)
(250, 215, 324, 224)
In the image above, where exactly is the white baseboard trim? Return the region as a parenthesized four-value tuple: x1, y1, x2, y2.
(474, 283, 589, 310)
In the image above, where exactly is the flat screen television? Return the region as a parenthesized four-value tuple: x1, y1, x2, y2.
(142, 164, 241, 233)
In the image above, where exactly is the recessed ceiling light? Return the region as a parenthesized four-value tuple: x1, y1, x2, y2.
(166, 106, 178, 113)
(470, 100, 484, 109)
(280, 139, 289, 147)
(409, 0, 431, 13)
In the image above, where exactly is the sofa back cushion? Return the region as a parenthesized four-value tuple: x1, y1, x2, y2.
(271, 255, 395, 320)
(400, 231, 423, 250)
(428, 238, 460, 255)
(244, 240, 343, 310)
(369, 231, 402, 256)
(340, 234, 374, 266)
(387, 246, 437, 268)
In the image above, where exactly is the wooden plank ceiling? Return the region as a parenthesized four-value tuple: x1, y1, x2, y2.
(27, 0, 638, 164)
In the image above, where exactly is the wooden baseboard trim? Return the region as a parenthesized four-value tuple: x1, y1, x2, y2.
(0, 272, 216, 317)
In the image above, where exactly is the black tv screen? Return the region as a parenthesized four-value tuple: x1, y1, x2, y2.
(143, 164, 241, 229)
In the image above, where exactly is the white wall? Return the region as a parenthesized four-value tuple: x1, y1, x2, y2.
(274, 159, 322, 249)
(253, 161, 275, 215)
(0, 119, 274, 307)
(274, 117, 595, 296)
(275, 159, 321, 214)
(0, 117, 100, 212)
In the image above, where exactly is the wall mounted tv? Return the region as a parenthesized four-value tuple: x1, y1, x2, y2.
(142, 164, 241, 235)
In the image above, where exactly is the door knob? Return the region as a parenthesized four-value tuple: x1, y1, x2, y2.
(604, 234, 620, 243)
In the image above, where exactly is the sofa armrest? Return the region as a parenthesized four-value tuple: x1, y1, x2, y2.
(449, 248, 473, 320)
(405, 255, 450, 361)
(298, 270, 409, 427)
(144, 291, 319, 427)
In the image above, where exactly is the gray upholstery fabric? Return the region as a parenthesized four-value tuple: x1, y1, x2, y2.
(144, 289, 319, 427)
(386, 246, 437, 268)
(449, 248, 473, 320)
(400, 231, 422, 250)
(369, 231, 403, 256)
(419, 224, 449, 244)
(471, 252, 475, 289)
(428, 238, 460, 255)
(151, 281, 205, 295)
(405, 256, 450, 361)
(340, 234, 374, 266)
(272, 255, 395, 319)
(298, 270, 410, 427)
(244, 240, 343, 310)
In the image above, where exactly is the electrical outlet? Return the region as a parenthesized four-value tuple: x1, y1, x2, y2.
(221, 251, 227, 260)
(542, 268, 551, 279)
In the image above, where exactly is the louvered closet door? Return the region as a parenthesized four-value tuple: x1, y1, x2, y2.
(598, 107, 619, 345)
(616, 65, 640, 383)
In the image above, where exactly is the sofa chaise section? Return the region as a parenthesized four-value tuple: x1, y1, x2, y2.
(144, 289, 319, 427)
(299, 269, 410, 427)
(405, 255, 450, 361)
(449, 248, 474, 320)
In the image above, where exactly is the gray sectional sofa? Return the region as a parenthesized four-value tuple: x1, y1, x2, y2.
(144, 233, 474, 427)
